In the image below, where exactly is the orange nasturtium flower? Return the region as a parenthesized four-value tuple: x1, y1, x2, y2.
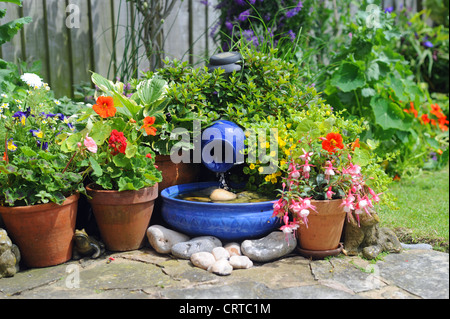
(141, 116, 157, 136)
(93, 96, 116, 119)
(421, 114, 431, 125)
(351, 138, 360, 151)
(321, 132, 344, 154)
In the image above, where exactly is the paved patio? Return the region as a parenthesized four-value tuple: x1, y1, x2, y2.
(0, 247, 448, 300)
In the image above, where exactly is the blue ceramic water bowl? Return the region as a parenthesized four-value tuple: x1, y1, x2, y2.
(161, 182, 281, 241)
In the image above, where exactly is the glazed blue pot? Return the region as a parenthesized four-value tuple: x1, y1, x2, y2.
(161, 182, 281, 241)
(201, 120, 246, 173)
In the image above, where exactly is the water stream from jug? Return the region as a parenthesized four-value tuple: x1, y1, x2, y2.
(218, 172, 230, 191)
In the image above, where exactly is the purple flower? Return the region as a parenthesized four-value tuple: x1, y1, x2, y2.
(384, 6, 394, 13)
(235, 0, 246, 5)
(422, 41, 434, 48)
(238, 9, 251, 21)
(287, 30, 296, 42)
(37, 140, 49, 151)
(286, 0, 303, 18)
(225, 21, 233, 31)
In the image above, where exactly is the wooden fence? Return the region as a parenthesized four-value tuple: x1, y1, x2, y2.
(1, 0, 424, 98)
(0, 0, 220, 98)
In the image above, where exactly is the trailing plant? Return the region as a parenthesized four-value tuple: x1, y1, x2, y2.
(0, 74, 84, 206)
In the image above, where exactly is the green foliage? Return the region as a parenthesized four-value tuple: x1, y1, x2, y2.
(317, 7, 449, 176)
(396, 8, 449, 93)
(0, 79, 84, 207)
(0, 0, 31, 46)
(64, 73, 163, 192)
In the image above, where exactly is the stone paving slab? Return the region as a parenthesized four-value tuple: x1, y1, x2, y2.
(0, 248, 448, 300)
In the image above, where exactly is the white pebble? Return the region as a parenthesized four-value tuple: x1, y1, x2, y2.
(208, 259, 233, 276)
(190, 252, 216, 270)
(212, 247, 230, 260)
(224, 242, 241, 256)
(229, 255, 253, 269)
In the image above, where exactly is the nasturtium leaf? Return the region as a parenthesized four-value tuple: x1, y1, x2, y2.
(370, 94, 409, 131)
(331, 62, 366, 92)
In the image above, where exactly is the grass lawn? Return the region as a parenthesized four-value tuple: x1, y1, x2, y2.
(378, 165, 449, 252)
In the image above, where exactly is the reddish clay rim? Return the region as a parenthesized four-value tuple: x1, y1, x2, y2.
(0, 193, 80, 214)
(86, 183, 159, 205)
(297, 243, 344, 260)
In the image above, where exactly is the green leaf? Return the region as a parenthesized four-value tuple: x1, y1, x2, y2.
(331, 62, 366, 93)
(89, 121, 112, 146)
(62, 132, 82, 152)
(370, 94, 409, 131)
(0, 0, 23, 5)
(20, 146, 37, 157)
(112, 153, 130, 167)
(137, 77, 167, 106)
(89, 156, 103, 177)
(0, 16, 32, 46)
(353, 147, 371, 166)
(125, 143, 137, 158)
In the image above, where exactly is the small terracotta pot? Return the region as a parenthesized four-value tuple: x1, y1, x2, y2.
(297, 199, 345, 251)
(86, 184, 158, 252)
(0, 193, 79, 268)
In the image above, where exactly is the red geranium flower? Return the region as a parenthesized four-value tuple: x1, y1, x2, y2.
(93, 96, 116, 119)
(141, 116, 157, 136)
(321, 132, 344, 154)
(109, 130, 127, 156)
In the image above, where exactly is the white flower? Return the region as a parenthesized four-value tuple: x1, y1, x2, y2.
(20, 73, 44, 88)
(1, 93, 8, 98)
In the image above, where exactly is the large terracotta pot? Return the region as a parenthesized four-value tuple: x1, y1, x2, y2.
(0, 193, 79, 268)
(297, 199, 345, 252)
(86, 184, 158, 252)
(155, 155, 200, 193)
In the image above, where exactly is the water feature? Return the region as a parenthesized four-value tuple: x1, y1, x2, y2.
(160, 119, 281, 241)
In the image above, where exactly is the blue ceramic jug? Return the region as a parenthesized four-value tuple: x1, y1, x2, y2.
(201, 120, 246, 173)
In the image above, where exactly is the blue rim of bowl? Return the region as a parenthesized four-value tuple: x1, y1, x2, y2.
(160, 182, 277, 206)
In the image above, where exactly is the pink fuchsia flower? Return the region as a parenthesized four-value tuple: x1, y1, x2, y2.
(324, 161, 336, 176)
(356, 195, 373, 217)
(84, 135, 98, 153)
(272, 198, 287, 217)
(326, 187, 335, 200)
(300, 160, 314, 179)
(368, 187, 383, 203)
(299, 148, 313, 161)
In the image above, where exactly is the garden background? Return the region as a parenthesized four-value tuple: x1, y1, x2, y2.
(1, 0, 449, 250)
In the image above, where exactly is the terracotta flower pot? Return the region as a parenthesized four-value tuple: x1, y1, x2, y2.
(86, 184, 159, 252)
(0, 193, 79, 268)
(155, 155, 200, 193)
(297, 199, 345, 252)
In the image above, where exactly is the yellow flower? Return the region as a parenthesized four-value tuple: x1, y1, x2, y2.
(284, 149, 291, 156)
(265, 175, 271, 182)
(271, 177, 277, 184)
(270, 150, 277, 157)
(249, 163, 256, 170)
(258, 167, 264, 173)
(287, 123, 292, 129)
